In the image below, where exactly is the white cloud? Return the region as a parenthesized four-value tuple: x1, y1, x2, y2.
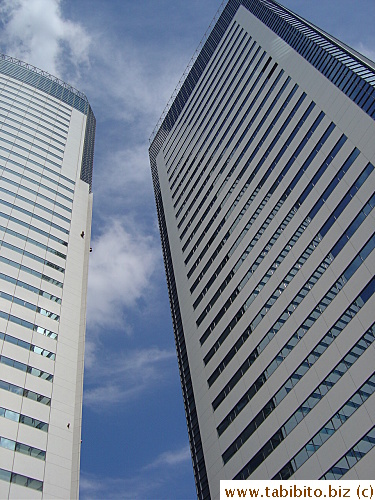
(83, 28, 191, 127)
(93, 143, 154, 219)
(80, 444, 191, 499)
(145, 445, 191, 469)
(80, 474, 162, 500)
(0, 0, 90, 81)
(86, 219, 160, 331)
(83, 346, 175, 407)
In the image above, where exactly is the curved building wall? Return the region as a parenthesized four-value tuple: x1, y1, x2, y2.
(0, 57, 95, 499)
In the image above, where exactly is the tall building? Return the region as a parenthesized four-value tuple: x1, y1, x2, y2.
(0, 54, 95, 499)
(149, 1, 375, 498)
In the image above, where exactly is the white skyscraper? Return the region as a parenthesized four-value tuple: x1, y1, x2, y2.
(149, 1, 375, 498)
(0, 54, 95, 499)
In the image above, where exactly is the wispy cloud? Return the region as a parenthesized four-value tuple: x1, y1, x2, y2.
(80, 444, 192, 499)
(92, 144, 156, 224)
(81, 18, 193, 129)
(144, 445, 191, 470)
(83, 346, 175, 407)
(0, 0, 91, 82)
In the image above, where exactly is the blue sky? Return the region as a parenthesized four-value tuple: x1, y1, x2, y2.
(0, 0, 374, 498)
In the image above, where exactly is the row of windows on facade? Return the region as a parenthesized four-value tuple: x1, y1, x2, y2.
(211, 197, 375, 427)
(0, 467, 43, 492)
(0, 153, 74, 199)
(0, 127, 64, 162)
(169, 27, 254, 194)
(0, 269, 61, 304)
(0, 129, 63, 168)
(200, 148, 369, 353)
(0, 138, 63, 174)
(198, 115, 336, 346)
(320, 426, 375, 480)
(0, 210, 68, 249)
(174, 47, 270, 221)
(186, 99, 323, 281)
(0, 156, 73, 204)
(219, 277, 374, 468)
(0, 358, 52, 479)
(0, 224, 66, 267)
(0, 240, 63, 313)
(0, 254, 63, 289)
(0, 355, 53, 382)
(0, 102, 67, 147)
(180, 78, 298, 252)
(203, 164, 374, 396)
(0, 152, 73, 199)
(0, 141, 69, 187)
(184, 89, 314, 282)
(0, 174, 72, 213)
(233, 322, 375, 479)
(0, 310, 57, 340)
(0, 331, 55, 359)
(0, 184, 70, 224)
(163, 21, 243, 166)
(0, 378, 50, 405)
(0, 194, 69, 235)
(243, 0, 375, 119)
(0, 404, 48, 432)
(0, 435, 45, 461)
(274, 374, 375, 479)
(0, 288, 59, 321)
(0, 238, 65, 274)
(0, 102, 68, 151)
(0, 103, 75, 189)
(0, 83, 71, 127)
(196, 111, 338, 327)
(0, 73, 72, 119)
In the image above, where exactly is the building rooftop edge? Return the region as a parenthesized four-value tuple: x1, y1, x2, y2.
(149, 1, 227, 146)
(149, 0, 375, 150)
(272, 0, 375, 71)
(0, 53, 96, 192)
(0, 53, 89, 103)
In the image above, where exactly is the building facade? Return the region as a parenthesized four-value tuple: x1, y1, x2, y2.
(0, 54, 95, 499)
(149, 1, 375, 498)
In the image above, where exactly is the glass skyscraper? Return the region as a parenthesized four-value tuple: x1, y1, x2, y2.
(149, 1, 375, 498)
(0, 54, 95, 498)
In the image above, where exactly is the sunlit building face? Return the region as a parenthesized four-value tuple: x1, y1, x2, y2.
(149, 1, 375, 498)
(0, 55, 95, 499)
